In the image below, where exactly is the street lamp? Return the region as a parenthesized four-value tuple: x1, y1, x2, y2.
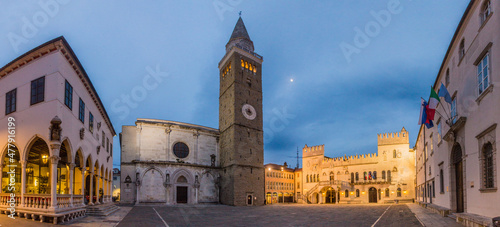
(42, 154, 48, 164)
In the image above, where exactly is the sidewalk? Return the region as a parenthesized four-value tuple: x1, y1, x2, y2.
(407, 203, 462, 227)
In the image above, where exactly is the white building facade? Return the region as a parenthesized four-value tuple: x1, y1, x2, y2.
(0, 37, 116, 224)
(415, 0, 500, 225)
(120, 119, 220, 205)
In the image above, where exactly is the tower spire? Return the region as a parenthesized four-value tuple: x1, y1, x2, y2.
(226, 17, 254, 52)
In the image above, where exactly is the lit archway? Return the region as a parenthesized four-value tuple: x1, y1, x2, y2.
(2, 143, 21, 193)
(25, 138, 50, 194)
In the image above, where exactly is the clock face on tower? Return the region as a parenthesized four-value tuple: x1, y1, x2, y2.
(242, 104, 256, 120)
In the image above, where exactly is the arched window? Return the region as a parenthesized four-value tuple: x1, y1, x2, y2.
(459, 39, 465, 60)
(445, 68, 450, 87)
(345, 190, 349, 198)
(330, 172, 335, 182)
(385, 188, 389, 197)
(317, 174, 320, 182)
(350, 172, 354, 184)
(368, 171, 372, 180)
(306, 175, 309, 183)
(364, 172, 367, 180)
(356, 189, 360, 197)
(480, 0, 492, 24)
(373, 171, 377, 180)
(483, 142, 494, 188)
(313, 174, 316, 182)
(382, 171, 386, 180)
(355, 172, 359, 181)
(397, 188, 402, 197)
(387, 170, 392, 182)
(393, 150, 397, 158)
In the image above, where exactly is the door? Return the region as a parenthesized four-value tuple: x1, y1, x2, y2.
(452, 144, 464, 213)
(369, 187, 377, 203)
(176, 186, 188, 203)
(326, 190, 336, 203)
(247, 195, 253, 205)
(455, 161, 464, 212)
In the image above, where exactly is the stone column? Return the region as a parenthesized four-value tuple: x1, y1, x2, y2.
(69, 163, 75, 207)
(49, 155, 60, 209)
(19, 161, 26, 207)
(96, 175, 101, 205)
(89, 171, 94, 206)
(81, 167, 85, 206)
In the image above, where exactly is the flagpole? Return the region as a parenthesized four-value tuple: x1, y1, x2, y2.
(423, 124, 427, 204)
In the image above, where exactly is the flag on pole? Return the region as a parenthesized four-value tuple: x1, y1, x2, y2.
(419, 98, 434, 128)
(438, 83, 452, 104)
(427, 87, 439, 121)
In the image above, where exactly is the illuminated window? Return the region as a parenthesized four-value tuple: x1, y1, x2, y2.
(241, 59, 244, 67)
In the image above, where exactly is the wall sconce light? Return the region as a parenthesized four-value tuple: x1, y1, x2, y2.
(42, 154, 48, 164)
(362, 191, 365, 195)
(268, 168, 271, 171)
(403, 191, 407, 194)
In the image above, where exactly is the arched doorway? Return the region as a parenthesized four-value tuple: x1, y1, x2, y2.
(266, 192, 272, 204)
(325, 188, 336, 204)
(140, 168, 165, 203)
(74, 150, 83, 195)
(451, 144, 464, 213)
(369, 187, 377, 203)
(176, 175, 188, 203)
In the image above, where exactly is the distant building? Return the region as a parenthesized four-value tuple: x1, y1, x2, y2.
(120, 17, 265, 206)
(112, 168, 120, 201)
(299, 128, 415, 204)
(0, 36, 116, 224)
(415, 0, 500, 225)
(264, 163, 297, 204)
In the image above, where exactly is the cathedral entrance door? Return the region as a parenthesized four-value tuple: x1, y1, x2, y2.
(369, 187, 377, 203)
(177, 186, 188, 203)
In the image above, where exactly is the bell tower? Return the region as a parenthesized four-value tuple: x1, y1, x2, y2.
(218, 17, 264, 206)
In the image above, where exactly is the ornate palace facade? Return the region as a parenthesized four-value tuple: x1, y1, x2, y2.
(298, 128, 415, 204)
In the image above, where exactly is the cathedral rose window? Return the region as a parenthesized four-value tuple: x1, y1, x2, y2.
(173, 142, 190, 158)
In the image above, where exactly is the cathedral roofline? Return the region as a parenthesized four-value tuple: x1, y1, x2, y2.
(136, 118, 219, 134)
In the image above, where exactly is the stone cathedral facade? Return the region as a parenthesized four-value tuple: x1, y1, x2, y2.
(120, 17, 265, 206)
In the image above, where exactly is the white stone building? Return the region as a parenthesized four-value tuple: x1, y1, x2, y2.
(415, 0, 500, 225)
(0, 36, 115, 224)
(120, 119, 220, 204)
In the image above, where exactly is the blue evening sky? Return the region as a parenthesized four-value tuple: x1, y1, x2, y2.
(0, 1, 470, 169)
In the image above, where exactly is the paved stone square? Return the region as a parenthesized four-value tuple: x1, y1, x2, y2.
(118, 204, 423, 227)
(0, 203, 462, 226)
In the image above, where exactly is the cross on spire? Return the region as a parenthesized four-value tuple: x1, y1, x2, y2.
(239, 11, 242, 17)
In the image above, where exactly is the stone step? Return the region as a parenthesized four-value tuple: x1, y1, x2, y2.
(86, 204, 120, 217)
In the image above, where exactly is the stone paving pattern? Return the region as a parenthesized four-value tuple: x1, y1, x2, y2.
(0, 203, 466, 227)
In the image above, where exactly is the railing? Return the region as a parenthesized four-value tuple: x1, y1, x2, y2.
(352, 180, 391, 185)
(0, 193, 21, 207)
(23, 194, 51, 209)
(57, 194, 71, 208)
(73, 195, 84, 207)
